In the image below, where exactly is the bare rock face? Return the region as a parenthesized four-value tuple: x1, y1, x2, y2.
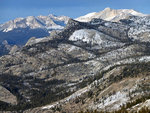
(9, 45, 20, 55)
(0, 85, 17, 105)
(0, 16, 150, 112)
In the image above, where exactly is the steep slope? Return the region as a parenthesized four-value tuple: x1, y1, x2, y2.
(0, 16, 150, 112)
(76, 7, 147, 22)
(39, 62, 150, 113)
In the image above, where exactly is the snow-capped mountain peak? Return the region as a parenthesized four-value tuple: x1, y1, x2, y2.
(103, 7, 112, 11)
(0, 14, 70, 32)
(76, 8, 147, 22)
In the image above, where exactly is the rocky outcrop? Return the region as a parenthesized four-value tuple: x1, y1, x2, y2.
(0, 85, 17, 105)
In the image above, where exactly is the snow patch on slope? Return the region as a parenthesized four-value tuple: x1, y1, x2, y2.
(69, 29, 124, 49)
(42, 86, 91, 109)
(96, 91, 129, 110)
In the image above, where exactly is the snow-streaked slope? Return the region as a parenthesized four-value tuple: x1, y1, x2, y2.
(0, 14, 70, 32)
(127, 16, 150, 42)
(76, 7, 147, 22)
(69, 29, 124, 49)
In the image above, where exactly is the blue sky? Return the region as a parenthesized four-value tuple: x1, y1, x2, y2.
(0, 0, 150, 24)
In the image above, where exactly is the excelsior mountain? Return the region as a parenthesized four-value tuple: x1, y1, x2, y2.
(76, 7, 147, 22)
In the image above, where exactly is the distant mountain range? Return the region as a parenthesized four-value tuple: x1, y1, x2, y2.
(0, 14, 70, 45)
(0, 8, 147, 46)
